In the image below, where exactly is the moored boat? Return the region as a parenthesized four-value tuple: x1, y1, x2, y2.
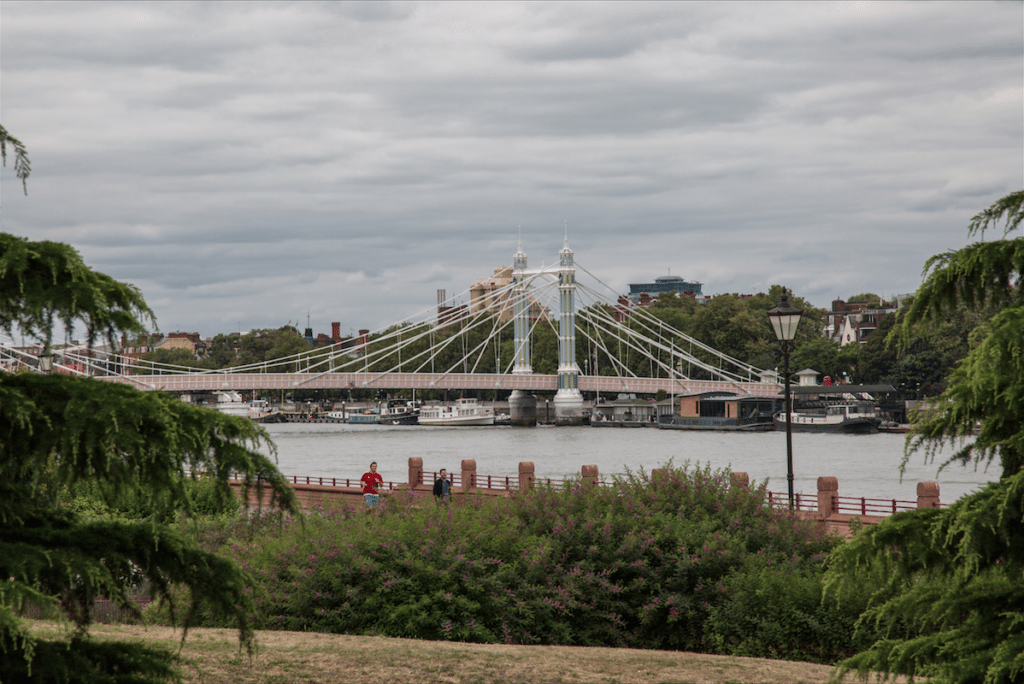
(347, 408, 380, 424)
(248, 398, 276, 420)
(212, 391, 250, 417)
(590, 394, 658, 427)
(657, 392, 778, 432)
(377, 399, 420, 425)
(774, 400, 881, 434)
(419, 398, 495, 426)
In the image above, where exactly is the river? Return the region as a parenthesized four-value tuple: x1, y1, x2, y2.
(258, 422, 995, 505)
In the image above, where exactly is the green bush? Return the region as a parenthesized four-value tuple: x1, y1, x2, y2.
(64, 473, 241, 523)
(705, 555, 865, 662)
(215, 463, 866, 661)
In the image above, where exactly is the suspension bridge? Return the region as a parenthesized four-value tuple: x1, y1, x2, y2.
(3, 237, 782, 424)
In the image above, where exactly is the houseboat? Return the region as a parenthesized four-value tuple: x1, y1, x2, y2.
(419, 398, 495, 426)
(591, 394, 658, 427)
(657, 392, 778, 431)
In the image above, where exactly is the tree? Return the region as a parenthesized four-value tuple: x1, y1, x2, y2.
(856, 312, 898, 383)
(139, 346, 205, 371)
(0, 234, 299, 683)
(687, 295, 765, 366)
(900, 189, 1024, 478)
(648, 290, 697, 314)
(1, 124, 31, 195)
(0, 233, 153, 360)
(826, 190, 1024, 684)
(846, 292, 889, 306)
(789, 337, 842, 380)
(204, 332, 242, 368)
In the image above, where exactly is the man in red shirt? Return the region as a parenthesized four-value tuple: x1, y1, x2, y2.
(360, 461, 383, 508)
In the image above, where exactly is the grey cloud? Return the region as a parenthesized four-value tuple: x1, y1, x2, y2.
(2, 1, 1021, 338)
(506, 4, 714, 63)
(316, 1, 417, 24)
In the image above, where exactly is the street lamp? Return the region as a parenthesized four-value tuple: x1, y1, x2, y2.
(38, 352, 53, 374)
(767, 288, 802, 510)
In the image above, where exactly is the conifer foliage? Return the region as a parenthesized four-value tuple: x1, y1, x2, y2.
(827, 190, 1024, 684)
(900, 189, 1024, 477)
(0, 124, 31, 195)
(0, 234, 299, 683)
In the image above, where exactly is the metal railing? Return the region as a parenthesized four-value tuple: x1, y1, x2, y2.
(831, 494, 919, 515)
(215, 472, 398, 491)
(766, 490, 816, 513)
(218, 470, 936, 517)
(765, 490, 932, 515)
(421, 471, 618, 490)
(284, 475, 399, 491)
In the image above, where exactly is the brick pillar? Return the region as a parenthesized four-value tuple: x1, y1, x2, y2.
(461, 459, 477, 493)
(730, 472, 749, 492)
(519, 462, 535, 493)
(409, 457, 423, 488)
(817, 477, 838, 518)
(581, 465, 599, 489)
(917, 481, 940, 509)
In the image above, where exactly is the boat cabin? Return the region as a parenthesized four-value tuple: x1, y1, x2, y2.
(664, 392, 777, 420)
(592, 394, 657, 424)
(656, 392, 779, 431)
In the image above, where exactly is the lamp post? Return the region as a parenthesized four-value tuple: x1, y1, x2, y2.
(767, 288, 802, 510)
(38, 336, 54, 374)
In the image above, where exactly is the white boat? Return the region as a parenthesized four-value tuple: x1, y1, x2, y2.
(774, 397, 881, 434)
(347, 408, 380, 424)
(212, 391, 250, 417)
(419, 398, 495, 426)
(248, 398, 276, 420)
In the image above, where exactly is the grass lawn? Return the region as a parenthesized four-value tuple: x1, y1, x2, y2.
(25, 620, 900, 684)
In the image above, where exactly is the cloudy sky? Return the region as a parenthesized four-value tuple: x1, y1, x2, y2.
(2, 1, 1022, 341)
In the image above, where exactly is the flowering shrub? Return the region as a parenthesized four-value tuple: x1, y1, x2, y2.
(217, 463, 865, 662)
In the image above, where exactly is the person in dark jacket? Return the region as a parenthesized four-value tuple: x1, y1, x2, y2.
(433, 468, 450, 502)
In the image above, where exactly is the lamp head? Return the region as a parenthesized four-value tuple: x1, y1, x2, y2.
(767, 287, 803, 342)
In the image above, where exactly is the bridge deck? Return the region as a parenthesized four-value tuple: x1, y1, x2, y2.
(99, 371, 782, 397)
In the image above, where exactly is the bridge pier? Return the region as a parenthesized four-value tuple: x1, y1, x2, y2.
(508, 390, 537, 426)
(553, 392, 584, 426)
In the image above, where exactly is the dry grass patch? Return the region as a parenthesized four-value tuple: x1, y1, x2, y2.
(26, 621, 902, 684)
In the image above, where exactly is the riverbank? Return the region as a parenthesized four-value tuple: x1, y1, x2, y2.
(26, 621, 889, 684)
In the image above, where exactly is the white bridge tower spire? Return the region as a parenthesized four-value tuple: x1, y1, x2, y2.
(553, 233, 584, 424)
(508, 232, 538, 425)
(512, 237, 530, 374)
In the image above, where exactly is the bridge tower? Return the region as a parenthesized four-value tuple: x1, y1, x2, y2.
(508, 238, 538, 426)
(553, 236, 584, 425)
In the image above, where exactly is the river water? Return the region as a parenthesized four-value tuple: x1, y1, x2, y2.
(258, 422, 995, 505)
